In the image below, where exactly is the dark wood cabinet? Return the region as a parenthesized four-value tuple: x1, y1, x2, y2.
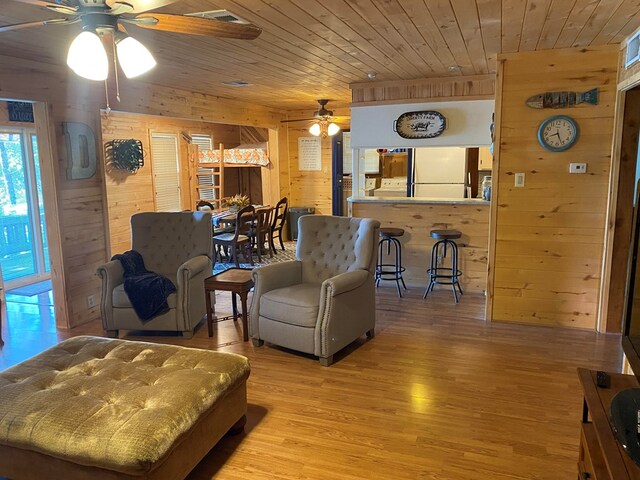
(578, 368, 640, 479)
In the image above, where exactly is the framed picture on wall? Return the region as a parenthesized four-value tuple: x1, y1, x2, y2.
(298, 136, 322, 171)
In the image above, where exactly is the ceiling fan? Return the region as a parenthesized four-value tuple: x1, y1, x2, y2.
(281, 99, 348, 138)
(0, 0, 262, 81)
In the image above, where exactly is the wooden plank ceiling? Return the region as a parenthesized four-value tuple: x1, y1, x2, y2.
(0, 0, 638, 109)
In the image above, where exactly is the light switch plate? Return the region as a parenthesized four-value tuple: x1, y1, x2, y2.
(569, 163, 587, 174)
(515, 172, 525, 187)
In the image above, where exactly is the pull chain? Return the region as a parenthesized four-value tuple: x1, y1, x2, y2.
(104, 79, 111, 114)
(111, 34, 120, 102)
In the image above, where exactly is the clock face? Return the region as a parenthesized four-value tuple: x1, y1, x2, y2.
(538, 115, 579, 152)
(395, 111, 446, 139)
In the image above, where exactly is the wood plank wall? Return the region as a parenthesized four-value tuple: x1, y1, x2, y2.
(0, 54, 287, 328)
(350, 74, 495, 105)
(100, 111, 241, 256)
(351, 201, 490, 293)
(488, 45, 619, 330)
(285, 107, 350, 215)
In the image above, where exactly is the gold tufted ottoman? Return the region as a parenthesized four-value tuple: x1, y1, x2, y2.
(0, 336, 250, 480)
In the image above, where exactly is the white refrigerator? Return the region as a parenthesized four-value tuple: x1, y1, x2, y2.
(411, 147, 467, 198)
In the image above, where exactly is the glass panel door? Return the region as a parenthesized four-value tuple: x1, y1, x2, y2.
(0, 128, 50, 287)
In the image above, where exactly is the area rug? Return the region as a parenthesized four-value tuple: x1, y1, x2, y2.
(213, 242, 296, 273)
(6, 279, 52, 297)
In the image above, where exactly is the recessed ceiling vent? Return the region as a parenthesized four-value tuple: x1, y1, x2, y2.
(186, 10, 249, 24)
(222, 81, 253, 87)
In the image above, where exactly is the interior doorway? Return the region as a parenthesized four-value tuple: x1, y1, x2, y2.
(0, 127, 50, 289)
(601, 87, 640, 332)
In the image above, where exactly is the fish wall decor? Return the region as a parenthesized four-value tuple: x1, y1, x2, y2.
(526, 88, 598, 109)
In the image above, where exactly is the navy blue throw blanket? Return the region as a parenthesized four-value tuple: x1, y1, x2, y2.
(111, 250, 176, 322)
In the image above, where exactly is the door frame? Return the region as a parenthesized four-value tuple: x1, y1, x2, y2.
(0, 126, 50, 289)
(0, 101, 67, 329)
(331, 131, 345, 216)
(599, 83, 640, 333)
(32, 102, 69, 329)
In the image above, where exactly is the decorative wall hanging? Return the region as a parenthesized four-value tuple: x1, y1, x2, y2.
(298, 137, 322, 171)
(526, 88, 598, 109)
(537, 115, 579, 152)
(63, 122, 97, 180)
(7, 102, 34, 123)
(393, 111, 446, 139)
(105, 139, 144, 173)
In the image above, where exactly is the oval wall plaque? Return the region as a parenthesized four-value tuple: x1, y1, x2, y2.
(393, 111, 447, 139)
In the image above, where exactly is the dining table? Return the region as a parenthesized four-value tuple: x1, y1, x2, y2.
(215, 205, 272, 227)
(211, 205, 274, 259)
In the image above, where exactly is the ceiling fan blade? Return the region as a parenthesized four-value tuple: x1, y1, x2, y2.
(0, 17, 72, 33)
(7, 0, 75, 8)
(45, 4, 78, 15)
(133, 13, 262, 40)
(120, 16, 157, 26)
(280, 118, 319, 123)
(106, 0, 177, 14)
(0, 20, 46, 33)
(107, 2, 134, 15)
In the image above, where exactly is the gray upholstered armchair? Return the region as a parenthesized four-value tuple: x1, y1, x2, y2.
(97, 212, 213, 338)
(249, 215, 380, 366)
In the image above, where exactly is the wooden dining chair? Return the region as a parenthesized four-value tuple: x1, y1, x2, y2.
(213, 205, 256, 267)
(195, 200, 215, 211)
(250, 207, 274, 262)
(270, 197, 288, 253)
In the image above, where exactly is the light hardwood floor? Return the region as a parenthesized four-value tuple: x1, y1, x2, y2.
(0, 287, 624, 479)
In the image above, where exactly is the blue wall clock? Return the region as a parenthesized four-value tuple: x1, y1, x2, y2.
(537, 115, 579, 152)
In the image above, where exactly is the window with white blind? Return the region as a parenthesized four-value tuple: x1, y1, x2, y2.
(191, 134, 213, 153)
(150, 134, 181, 211)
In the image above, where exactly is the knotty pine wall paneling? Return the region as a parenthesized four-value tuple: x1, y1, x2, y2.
(285, 107, 350, 215)
(101, 111, 241, 256)
(0, 54, 287, 328)
(488, 45, 619, 330)
(351, 201, 490, 292)
(350, 74, 496, 105)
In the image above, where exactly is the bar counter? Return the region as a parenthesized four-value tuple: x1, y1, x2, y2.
(348, 196, 490, 294)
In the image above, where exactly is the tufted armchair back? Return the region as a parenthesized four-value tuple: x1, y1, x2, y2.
(131, 212, 212, 279)
(296, 215, 379, 284)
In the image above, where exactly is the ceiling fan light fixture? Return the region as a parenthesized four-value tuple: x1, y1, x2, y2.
(66, 31, 108, 81)
(327, 122, 340, 136)
(309, 123, 322, 136)
(116, 35, 156, 78)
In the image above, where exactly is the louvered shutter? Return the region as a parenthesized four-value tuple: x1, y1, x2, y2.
(192, 134, 213, 152)
(150, 134, 181, 211)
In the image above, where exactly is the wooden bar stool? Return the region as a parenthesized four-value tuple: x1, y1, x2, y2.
(375, 227, 407, 297)
(424, 229, 463, 303)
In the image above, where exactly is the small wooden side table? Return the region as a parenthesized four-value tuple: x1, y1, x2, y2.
(204, 268, 254, 341)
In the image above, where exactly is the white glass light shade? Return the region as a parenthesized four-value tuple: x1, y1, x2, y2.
(309, 123, 322, 136)
(117, 36, 157, 78)
(327, 122, 340, 136)
(66, 31, 108, 81)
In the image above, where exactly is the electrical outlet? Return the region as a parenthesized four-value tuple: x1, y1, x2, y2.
(569, 162, 587, 174)
(87, 294, 95, 308)
(515, 172, 525, 188)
